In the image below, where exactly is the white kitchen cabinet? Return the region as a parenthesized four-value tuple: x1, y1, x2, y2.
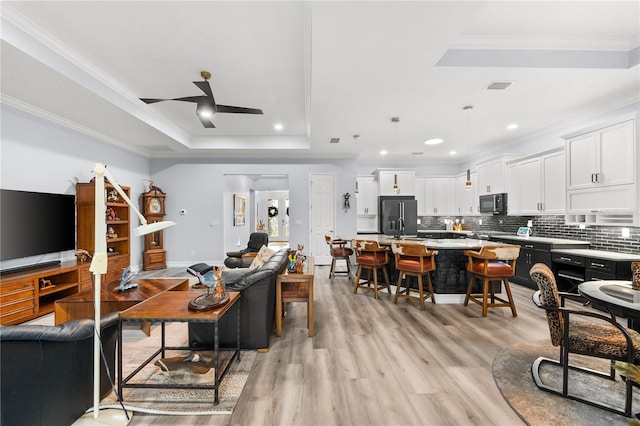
(417, 177, 455, 216)
(455, 172, 478, 215)
(375, 169, 415, 196)
(415, 177, 427, 216)
(506, 164, 519, 214)
(356, 176, 377, 216)
(566, 117, 635, 190)
(542, 151, 566, 214)
(507, 149, 565, 215)
(564, 113, 638, 224)
(356, 175, 378, 232)
(476, 156, 518, 196)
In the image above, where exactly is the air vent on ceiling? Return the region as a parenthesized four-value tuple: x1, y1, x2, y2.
(411, 152, 424, 155)
(487, 81, 514, 90)
(330, 138, 340, 144)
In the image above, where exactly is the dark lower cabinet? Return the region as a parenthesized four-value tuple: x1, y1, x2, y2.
(489, 236, 590, 289)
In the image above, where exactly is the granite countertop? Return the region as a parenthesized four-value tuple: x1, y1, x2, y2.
(490, 234, 590, 246)
(376, 236, 507, 250)
(551, 248, 640, 261)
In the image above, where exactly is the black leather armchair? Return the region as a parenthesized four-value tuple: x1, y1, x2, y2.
(224, 232, 269, 268)
(0, 312, 119, 426)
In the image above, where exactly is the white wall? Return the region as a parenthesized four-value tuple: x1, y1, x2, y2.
(149, 158, 357, 266)
(1, 106, 150, 270)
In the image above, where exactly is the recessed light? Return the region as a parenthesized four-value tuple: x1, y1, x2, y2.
(507, 123, 518, 130)
(424, 138, 444, 145)
(274, 123, 284, 131)
(380, 150, 388, 155)
(449, 150, 457, 155)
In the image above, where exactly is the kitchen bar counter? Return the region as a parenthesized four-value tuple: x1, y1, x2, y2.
(352, 235, 517, 302)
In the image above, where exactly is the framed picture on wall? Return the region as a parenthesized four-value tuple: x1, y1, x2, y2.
(234, 194, 246, 226)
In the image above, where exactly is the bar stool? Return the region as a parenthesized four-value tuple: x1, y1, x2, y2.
(464, 245, 520, 317)
(325, 235, 353, 282)
(352, 239, 391, 299)
(391, 242, 438, 310)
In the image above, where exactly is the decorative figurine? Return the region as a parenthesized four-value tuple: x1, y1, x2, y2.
(115, 266, 138, 291)
(106, 226, 117, 239)
(106, 207, 118, 221)
(343, 192, 351, 209)
(107, 189, 119, 202)
(288, 251, 298, 272)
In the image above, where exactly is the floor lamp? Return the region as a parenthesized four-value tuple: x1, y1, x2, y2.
(75, 163, 176, 425)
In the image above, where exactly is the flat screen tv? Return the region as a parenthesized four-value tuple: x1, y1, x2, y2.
(0, 189, 76, 265)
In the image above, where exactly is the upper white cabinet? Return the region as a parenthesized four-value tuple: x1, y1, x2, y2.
(476, 156, 518, 196)
(356, 176, 377, 216)
(416, 177, 455, 216)
(375, 169, 415, 196)
(356, 175, 378, 232)
(455, 171, 478, 215)
(507, 149, 565, 215)
(563, 113, 638, 226)
(566, 117, 635, 190)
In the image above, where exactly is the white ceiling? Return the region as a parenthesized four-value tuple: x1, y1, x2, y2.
(1, 1, 638, 165)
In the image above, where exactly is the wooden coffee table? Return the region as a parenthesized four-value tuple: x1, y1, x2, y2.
(54, 278, 189, 335)
(118, 290, 240, 405)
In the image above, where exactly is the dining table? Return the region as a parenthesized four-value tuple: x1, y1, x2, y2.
(578, 280, 640, 329)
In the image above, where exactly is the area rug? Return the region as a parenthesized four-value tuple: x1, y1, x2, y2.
(493, 340, 639, 425)
(99, 322, 256, 416)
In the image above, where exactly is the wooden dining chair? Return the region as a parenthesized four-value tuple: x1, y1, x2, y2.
(391, 242, 437, 310)
(325, 235, 353, 282)
(464, 244, 519, 317)
(351, 239, 391, 299)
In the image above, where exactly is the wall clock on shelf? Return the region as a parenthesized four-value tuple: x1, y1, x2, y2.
(141, 184, 168, 270)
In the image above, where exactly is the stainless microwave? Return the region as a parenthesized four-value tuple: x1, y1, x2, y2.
(479, 193, 508, 214)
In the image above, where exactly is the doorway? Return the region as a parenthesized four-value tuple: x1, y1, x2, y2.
(310, 173, 335, 265)
(264, 194, 289, 242)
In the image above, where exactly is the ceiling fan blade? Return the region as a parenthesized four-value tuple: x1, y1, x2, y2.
(140, 98, 168, 104)
(197, 113, 216, 128)
(216, 105, 264, 115)
(173, 96, 205, 103)
(193, 81, 215, 101)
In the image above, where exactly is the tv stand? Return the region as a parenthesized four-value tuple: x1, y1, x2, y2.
(0, 261, 81, 325)
(0, 260, 61, 276)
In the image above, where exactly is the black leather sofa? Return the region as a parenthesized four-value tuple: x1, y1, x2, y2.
(189, 248, 288, 350)
(0, 312, 119, 426)
(224, 232, 269, 268)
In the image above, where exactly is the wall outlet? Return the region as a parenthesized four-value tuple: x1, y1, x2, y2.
(190, 250, 195, 256)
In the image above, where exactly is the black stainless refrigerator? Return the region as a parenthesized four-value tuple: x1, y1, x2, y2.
(379, 196, 417, 237)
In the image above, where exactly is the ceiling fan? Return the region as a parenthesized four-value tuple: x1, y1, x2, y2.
(140, 71, 263, 128)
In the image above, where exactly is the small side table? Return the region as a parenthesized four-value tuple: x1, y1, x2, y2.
(276, 256, 315, 337)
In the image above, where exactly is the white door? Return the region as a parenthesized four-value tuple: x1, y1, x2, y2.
(264, 195, 289, 242)
(310, 173, 335, 265)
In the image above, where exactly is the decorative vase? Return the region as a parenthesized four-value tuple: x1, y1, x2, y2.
(632, 262, 640, 291)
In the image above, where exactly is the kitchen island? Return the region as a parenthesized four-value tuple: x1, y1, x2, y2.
(359, 235, 513, 303)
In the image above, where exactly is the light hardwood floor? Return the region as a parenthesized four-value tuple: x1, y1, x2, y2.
(128, 266, 552, 425)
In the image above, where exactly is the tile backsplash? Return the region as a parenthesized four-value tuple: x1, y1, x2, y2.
(417, 215, 640, 254)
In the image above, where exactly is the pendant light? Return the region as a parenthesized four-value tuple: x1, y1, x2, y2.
(463, 106, 473, 190)
(391, 117, 400, 193)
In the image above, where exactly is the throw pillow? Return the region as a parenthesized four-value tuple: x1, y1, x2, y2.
(250, 245, 275, 269)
